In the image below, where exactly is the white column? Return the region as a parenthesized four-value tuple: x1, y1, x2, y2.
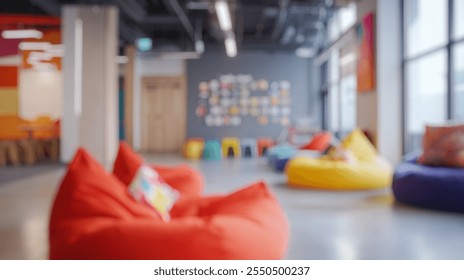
(376, 0, 402, 164)
(61, 5, 119, 167)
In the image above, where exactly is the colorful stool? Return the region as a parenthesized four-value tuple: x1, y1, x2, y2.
(183, 138, 204, 160)
(257, 138, 275, 157)
(221, 138, 241, 158)
(203, 140, 222, 160)
(241, 138, 258, 158)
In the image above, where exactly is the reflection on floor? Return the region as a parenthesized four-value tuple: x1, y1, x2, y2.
(1, 154, 464, 259)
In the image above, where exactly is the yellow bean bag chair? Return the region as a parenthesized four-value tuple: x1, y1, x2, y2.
(286, 129, 392, 190)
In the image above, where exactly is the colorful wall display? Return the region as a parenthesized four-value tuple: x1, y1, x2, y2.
(356, 12, 376, 93)
(195, 74, 291, 127)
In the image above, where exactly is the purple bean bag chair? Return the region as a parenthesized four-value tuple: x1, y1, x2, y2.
(392, 158, 464, 213)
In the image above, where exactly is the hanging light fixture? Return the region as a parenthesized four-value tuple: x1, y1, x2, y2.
(224, 35, 237, 57)
(215, 0, 232, 31)
(2, 29, 43, 39)
(215, 0, 237, 57)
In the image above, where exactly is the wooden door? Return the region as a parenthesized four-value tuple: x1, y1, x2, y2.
(141, 76, 186, 153)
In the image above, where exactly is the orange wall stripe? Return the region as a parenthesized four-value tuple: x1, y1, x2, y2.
(0, 66, 18, 87)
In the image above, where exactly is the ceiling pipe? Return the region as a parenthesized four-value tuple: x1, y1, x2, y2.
(161, 0, 196, 42)
(115, 0, 146, 19)
(271, 0, 290, 41)
(280, 25, 296, 45)
(235, 3, 244, 48)
(30, 0, 61, 16)
(138, 16, 180, 25)
(31, 0, 148, 44)
(119, 21, 139, 43)
(115, 0, 180, 25)
(194, 17, 205, 54)
(186, 1, 210, 10)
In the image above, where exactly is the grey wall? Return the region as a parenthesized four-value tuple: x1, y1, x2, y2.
(187, 51, 318, 139)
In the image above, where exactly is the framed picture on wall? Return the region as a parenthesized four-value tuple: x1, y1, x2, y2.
(356, 12, 376, 93)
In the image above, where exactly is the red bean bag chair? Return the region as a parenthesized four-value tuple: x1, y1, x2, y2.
(49, 148, 289, 259)
(299, 131, 332, 152)
(113, 142, 204, 198)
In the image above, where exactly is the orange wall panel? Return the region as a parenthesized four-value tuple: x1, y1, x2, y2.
(0, 87, 19, 115)
(0, 66, 18, 87)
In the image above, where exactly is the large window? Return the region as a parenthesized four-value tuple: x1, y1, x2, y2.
(328, 83, 339, 132)
(340, 74, 357, 136)
(404, 0, 447, 58)
(453, 0, 464, 121)
(454, 0, 464, 40)
(339, 4, 356, 34)
(454, 43, 464, 120)
(403, 0, 464, 152)
(406, 50, 447, 150)
(327, 47, 357, 138)
(324, 5, 357, 138)
(328, 3, 357, 43)
(327, 51, 340, 133)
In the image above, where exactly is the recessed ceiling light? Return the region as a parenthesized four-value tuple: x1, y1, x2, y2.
(19, 42, 51, 51)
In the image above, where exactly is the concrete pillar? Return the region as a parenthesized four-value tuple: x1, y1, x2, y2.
(61, 5, 119, 166)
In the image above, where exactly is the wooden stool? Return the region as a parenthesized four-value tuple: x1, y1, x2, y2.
(18, 140, 36, 165)
(0, 141, 6, 167)
(49, 138, 60, 161)
(4, 141, 20, 166)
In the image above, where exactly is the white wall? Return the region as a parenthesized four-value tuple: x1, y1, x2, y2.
(19, 69, 62, 120)
(132, 56, 185, 150)
(355, 0, 377, 137)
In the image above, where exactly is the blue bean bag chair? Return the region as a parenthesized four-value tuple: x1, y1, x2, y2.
(392, 159, 464, 213)
(267, 145, 297, 172)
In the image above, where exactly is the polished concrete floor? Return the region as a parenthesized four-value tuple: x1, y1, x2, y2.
(0, 154, 463, 259)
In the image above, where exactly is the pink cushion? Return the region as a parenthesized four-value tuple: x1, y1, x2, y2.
(418, 124, 464, 167)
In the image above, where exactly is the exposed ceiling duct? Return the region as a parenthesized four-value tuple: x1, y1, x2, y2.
(30, 0, 61, 16)
(161, 0, 195, 42)
(115, 0, 180, 26)
(270, 0, 289, 41)
(7, 0, 335, 54)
